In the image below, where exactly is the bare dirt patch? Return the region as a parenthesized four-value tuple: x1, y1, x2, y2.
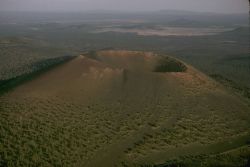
(93, 27, 233, 37)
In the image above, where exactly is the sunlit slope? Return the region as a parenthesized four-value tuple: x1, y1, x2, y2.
(0, 50, 249, 167)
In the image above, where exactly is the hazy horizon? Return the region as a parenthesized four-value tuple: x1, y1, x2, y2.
(0, 0, 248, 14)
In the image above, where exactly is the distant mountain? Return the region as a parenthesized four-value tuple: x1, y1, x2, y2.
(0, 10, 248, 26)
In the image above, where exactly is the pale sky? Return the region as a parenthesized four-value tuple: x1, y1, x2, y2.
(0, 0, 249, 14)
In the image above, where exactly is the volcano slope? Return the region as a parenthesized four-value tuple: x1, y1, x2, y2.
(0, 50, 249, 167)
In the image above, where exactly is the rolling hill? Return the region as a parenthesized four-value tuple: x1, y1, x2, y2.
(0, 50, 249, 166)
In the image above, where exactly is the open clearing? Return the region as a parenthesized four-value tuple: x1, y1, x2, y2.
(93, 27, 233, 37)
(0, 50, 249, 166)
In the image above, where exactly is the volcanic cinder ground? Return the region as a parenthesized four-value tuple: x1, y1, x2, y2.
(0, 50, 249, 166)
